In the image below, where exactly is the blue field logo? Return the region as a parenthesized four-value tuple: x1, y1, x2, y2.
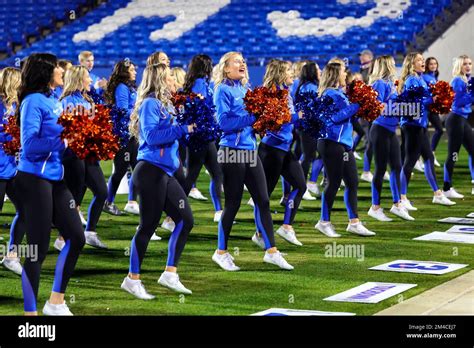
(370, 260, 468, 275)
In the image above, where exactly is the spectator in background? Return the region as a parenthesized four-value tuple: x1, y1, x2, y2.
(78, 51, 107, 92)
(359, 49, 374, 84)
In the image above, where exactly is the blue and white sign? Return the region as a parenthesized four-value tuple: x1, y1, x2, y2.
(369, 260, 468, 275)
(445, 225, 474, 234)
(438, 217, 474, 225)
(324, 282, 416, 304)
(414, 232, 474, 244)
(251, 308, 355, 316)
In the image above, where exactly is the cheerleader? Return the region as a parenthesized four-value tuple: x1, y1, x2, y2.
(423, 57, 443, 167)
(146, 51, 171, 67)
(250, 60, 306, 246)
(52, 60, 72, 99)
(443, 55, 474, 197)
(367, 56, 414, 222)
(295, 62, 324, 197)
(181, 54, 224, 222)
(121, 63, 194, 298)
(60, 66, 108, 249)
(16, 53, 85, 315)
(212, 52, 293, 271)
(398, 52, 455, 209)
(0, 67, 25, 275)
(171, 67, 186, 90)
(103, 60, 139, 216)
(315, 62, 375, 237)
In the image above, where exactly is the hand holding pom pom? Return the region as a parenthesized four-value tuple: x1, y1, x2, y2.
(244, 86, 292, 135)
(346, 80, 384, 122)
(429, 81, 454, 114)
(2, 115, 20, 155)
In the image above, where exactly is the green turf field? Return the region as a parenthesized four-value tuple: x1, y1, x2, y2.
(0, 135, 473, 316)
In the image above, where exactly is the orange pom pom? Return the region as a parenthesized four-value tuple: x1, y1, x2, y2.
(429, 81, 454, 114)
(347, 80, 384, 122)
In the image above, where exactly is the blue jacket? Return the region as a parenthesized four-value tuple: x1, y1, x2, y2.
(422, 72, 437, 86)
(451, 76, 474, 118)
(115, 82, 137, 115)
(319, 88, 359, 150)
(90, 72, 104, 95)
(61, 91, 92, 111)
(137, 97, 189, 176)
(400, 73, 433, 128)
(18, 92, 66, 181)
(290, 78, 300, 100)
(192, 78, 214, 103)
(0, 101, 17, 179)
(297, 82, 318, 95)
(53, 85, 63, 100)
(214, 79, 256, 150)
(261, 86, 299, 152)
(372, 79, 399, 133)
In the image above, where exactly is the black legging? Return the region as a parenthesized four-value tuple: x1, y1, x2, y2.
(400, 125, 438, 195)
(16, 171, 85, 312)
(300, 131, 319, 180)
(258, 142, 306, 225)
(351, 118, 365, 150)
(369, 124, 402, 205)
(218, 147, 275, 251)
(317, 139, 358, 221)
(63, 151, 85, 205)
(443, 113, 474, 191)
(83, 161, 107, 231)
(129, 161, 193, 273)
(183, 142, 223, 212)
(0, 177, 26, 253)
(428, 111, 444, 152)
(292, 128, 303, 159)
(107, 138, 138, 203)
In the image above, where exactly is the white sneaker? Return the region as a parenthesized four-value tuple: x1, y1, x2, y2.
(354, 151, 362, 160)
(205, 169, 210, 176)
(158, 271, 192, 294)
(121, 276, 155, 300)
(433, 152, 440, 167)
(189, 187, 207, 201)
(54, 238, 65, 251)
(212, 250, 240, 271)
(243, 185, 248, 192)
(161, 217, 175, 232)
(43, 301, 73, 316)
(84, 231, 108, 249)
(346, 222, 376, 236)
(443, 188, 464, 199)
(214, 210, 223, 222)
(276, 226, 303, 246)
(360, 172, 373, 183)
(433, 194, 456, 206)
(368, 207, 392, 222)
(78, 210, 87, 226)
(400, 198, 418, 211)
(414, 159, 424, 172)
(1, 257, 22, 275)
(302, 189, 316, 201)
(315, 220, 341, 238)
(124, 202, 140, 215)
(251, 232, 265, 249)
(390, 205, 415, 221)
(307, 182, 320, 196)
(383, 172, 390, 181)
(263, 251, 294, 270)
(151, 232, 162, 241)
(247, 198, 254, 207)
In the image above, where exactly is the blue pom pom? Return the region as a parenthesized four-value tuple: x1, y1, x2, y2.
(174, 95, 221, 152)
(294, 92, 338, 139)
(88, 87, 105, 105)
(109, 106, 130, 147)
(468, 77, 474, 97)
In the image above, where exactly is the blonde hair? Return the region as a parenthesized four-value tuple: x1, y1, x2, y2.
(292, 61, 307, 79)
(398, 52, 422, 94)
(130, 64, 172, 139)
(369, 55, 397, 85)
(171, 67, 186, 90)
(60, 66, 93, 104)
(262, 60, 291, 88)
(78, 51, 93, 62)
(146, 51, 167, 67)
(328, 57, 346, 67)
(213, 52, 249, 89)
(452, 55, 471, 83)
(0, 67, 21, 114)
(318, 63, 344, 97)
